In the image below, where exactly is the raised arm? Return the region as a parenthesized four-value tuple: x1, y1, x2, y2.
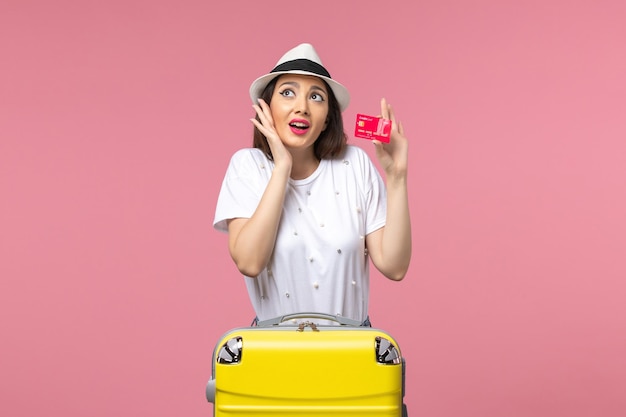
(365, 98, 412, 281)
(227, 99, 292, 277)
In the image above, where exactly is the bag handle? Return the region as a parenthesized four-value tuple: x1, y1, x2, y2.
(256, 312, 362, 327)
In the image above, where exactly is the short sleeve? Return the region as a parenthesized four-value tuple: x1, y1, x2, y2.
(360, 151, 387, 236)
(342, 146, 387, 236)
(213, 149, 272, 233)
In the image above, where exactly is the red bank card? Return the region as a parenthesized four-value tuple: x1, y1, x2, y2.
(354, 114, 392, 143)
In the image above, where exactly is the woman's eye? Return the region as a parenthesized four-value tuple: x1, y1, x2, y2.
(279, 89, 295, 97)
(311, 93, 325, 102)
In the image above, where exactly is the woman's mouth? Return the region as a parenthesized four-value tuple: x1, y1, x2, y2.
(289, 119, 310, 135)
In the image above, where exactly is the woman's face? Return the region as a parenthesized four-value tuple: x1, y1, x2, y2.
(269, 74, 329, 153)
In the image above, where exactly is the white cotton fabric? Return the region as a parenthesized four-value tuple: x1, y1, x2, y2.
(213, 145, 386, 322)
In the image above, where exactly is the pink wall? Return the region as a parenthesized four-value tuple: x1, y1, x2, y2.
(1, 1, 625, 416)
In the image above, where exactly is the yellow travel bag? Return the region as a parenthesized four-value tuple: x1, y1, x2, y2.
(206, 312, 407, 416)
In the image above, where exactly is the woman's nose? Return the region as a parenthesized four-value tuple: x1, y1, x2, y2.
(294, 96, 309, 115)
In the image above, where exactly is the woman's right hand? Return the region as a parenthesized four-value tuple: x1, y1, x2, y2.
(250, 98, 292, 173)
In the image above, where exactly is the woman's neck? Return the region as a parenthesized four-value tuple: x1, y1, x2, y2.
(289, 149, 320, 180)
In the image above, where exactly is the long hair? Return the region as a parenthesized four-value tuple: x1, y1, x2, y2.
(252, 76, 347, 160)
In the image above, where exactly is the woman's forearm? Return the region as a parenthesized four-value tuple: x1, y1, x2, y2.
(384, 175, 412, 278)
(373, 173, 412, 281)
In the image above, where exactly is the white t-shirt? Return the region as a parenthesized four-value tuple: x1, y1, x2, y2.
(214, 145, 387, 322)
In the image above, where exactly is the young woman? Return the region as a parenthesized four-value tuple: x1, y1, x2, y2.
(214, 43, 411, 324)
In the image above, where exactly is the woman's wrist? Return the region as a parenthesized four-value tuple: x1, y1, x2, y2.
(385, 168, 408, 187)
(271, 161, 292, 182)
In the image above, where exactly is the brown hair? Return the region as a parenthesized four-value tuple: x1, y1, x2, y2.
(252, 75, 347, 160)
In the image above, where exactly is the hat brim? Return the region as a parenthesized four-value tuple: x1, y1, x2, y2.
(249, 70, 350, 112)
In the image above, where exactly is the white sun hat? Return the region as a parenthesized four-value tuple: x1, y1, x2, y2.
(249, 43, 350, 112)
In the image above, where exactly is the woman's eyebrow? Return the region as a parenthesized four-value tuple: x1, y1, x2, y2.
(278, 81, 299, 89)
(310, 85, 327, 94)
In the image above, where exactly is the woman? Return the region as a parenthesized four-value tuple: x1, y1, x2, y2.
(214, 43, 411, 324)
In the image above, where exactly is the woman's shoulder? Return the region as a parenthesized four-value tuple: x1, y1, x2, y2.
(225, 148, 272, 177)
(227, 148, 272, 167)
(342, 144, 371, 160)
(339, 145, 376, 168)
(229, 147, 268, 162)
(332, 145, 382, 184)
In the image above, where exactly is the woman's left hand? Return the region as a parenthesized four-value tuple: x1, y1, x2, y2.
(372, 98, 409, 179)
(366, 98, 412, 281)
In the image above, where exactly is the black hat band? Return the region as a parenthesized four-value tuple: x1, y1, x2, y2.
(270, 59, 331, 79)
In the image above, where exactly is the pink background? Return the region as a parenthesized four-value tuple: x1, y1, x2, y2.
(1, 1, 625, 416)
